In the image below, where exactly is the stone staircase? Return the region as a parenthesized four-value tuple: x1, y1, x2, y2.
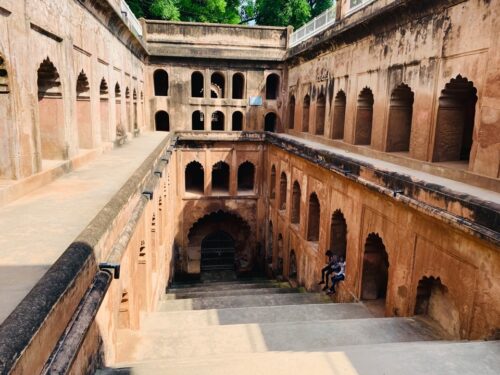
(97, 278, 500, 374)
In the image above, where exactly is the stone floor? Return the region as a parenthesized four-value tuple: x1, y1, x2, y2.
(99, 278, 500, 375)
(0, 132, 168, 324)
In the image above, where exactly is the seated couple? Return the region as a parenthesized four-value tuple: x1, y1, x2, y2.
(318, 250, 345, 295)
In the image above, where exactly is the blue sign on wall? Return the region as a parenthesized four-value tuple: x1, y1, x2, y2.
(249, 96, 263, 106)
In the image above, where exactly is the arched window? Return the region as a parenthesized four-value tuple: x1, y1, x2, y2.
(99, 78, 110, 141)
(266, 74, 280, 99)
(315, 92, 326, 135)
(155, 111, 169, 131)
(212, 161, 230, 193)
(332, 90, 346, 140)
(185, 161, 204, 193)
(192, 110, 204, 130)
(307, 193, 320, 242)
(354, 87, 374, 145)
(276, 234, 284, 275)
(288, 95, 296, 130)
(211, 111, 225, 131)
(238, 161, 255, 192)
(76, 70, 91, 149)
(267, 221, 273, 263)
(0, 55, 10, 178)
(264, 112, 277, 132)
(289, 250, 297, 279)
(302, 94, 310, 132)
(433, 75, 477, 163)
(387, 84, 414, 152)
(232, 73, 245, 99)
(291, 181, 301, 224)
(0, 55, 8, 93)
(232, 111, 243, 131)
(191, 71, 204, 98)
(270, 165, 276, 199)
(330, 210, 347, 258)
(361, 233, 389, 303)
(37, 57, 64, 160)
(153, 69, 168, 96)
(279, 172, 287, 210)
(211, 72, 225, 98)
(114, 83, 122, 137)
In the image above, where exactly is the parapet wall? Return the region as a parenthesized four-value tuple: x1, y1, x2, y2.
(144, 20, 289, 61)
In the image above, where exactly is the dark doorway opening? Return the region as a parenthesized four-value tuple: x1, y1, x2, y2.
(266, 74, 280, 99)
(387, 84, 414, 152)
(153, 69, 168, 96)
(185, 161, 204, 193)
(211, 72, 225, 98)
(232, 73, 245, 99)
(265, 112, 277, 132)
(332, 91, 346, 140)
(361, 233, 389, 302)
(192, 110, 204, 130)
(354, 87, 374, 145)
(201, 231, 235, 272)
(232, 111, 243, 131)
(191, 71, 204, 98)
(155, 111, 170, 131)
(212, 161, 230, 193)
(211, 111, 224, 131)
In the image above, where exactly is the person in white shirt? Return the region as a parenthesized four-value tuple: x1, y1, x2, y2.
(327, 256, 345, 295)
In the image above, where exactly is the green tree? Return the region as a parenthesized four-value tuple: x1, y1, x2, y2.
(308, 0, 333, 18)
(253, 0, 311, 29)
(150, 0, 180, 20)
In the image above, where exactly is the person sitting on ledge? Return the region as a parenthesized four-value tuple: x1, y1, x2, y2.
(318, 250, 336, 291)
(327, 256, 345, 295)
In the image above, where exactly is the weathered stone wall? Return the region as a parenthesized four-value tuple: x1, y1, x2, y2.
(285, 0, 500, 187)
(0, 0, 147, 180)
(172, 137, 267, 276)
(266, 142, 499, 340)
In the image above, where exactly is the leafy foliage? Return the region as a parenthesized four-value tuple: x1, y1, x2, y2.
(125, 0, 335, 28)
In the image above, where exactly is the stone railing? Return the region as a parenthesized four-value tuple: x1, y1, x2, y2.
(119, 0, 143, 37)
(289, 0, 378, 47)
(290, 4, 337, 47)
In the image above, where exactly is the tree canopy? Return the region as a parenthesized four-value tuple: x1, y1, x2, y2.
(125, 0, 333, 29)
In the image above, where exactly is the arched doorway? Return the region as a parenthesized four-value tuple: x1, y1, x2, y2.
(201, 230, 235, 272)
(361, 233, 389, 304)
(414, 276, 460, 338)
(354, 87, 374, 145)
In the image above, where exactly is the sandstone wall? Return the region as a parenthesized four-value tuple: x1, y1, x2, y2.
(0, 0, 147, 180)
(285, 0, 500, 187)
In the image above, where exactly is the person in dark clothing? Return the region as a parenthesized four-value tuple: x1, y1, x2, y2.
(327, 256, 345, 295)
(318, 251, 337, 291)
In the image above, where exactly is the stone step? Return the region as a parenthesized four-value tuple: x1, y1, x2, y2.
(98, 341, 500, 375)
(168, 281, 283, 294)
(142, 303, 373, 330)
(117, 317, 441, 362)
(158, 292, 331, 311)
(165, 286, 298, 300)
(170, 278, 274, 289)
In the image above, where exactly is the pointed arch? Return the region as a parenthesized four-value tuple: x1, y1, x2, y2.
(307, 193, 320, 242)
(238, 161, 255, 192)
(291, 181, 301, 224)
(185, 161, 204, 193)
(302, 94, 310, 132)
(387, 83, 414, 152)
(331, 90, 346, 140)
(315, 91, 326, 135)
(279, 172, 287, 210)
(212, 161, 230, 193)
(361, 233, 389, 303)
(37, 57, 65, 160)
(354, 87, 374, 145)
(288, 95, 296, 130)
(76, 70, 92, 149)
(433, 75, 477, 163)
